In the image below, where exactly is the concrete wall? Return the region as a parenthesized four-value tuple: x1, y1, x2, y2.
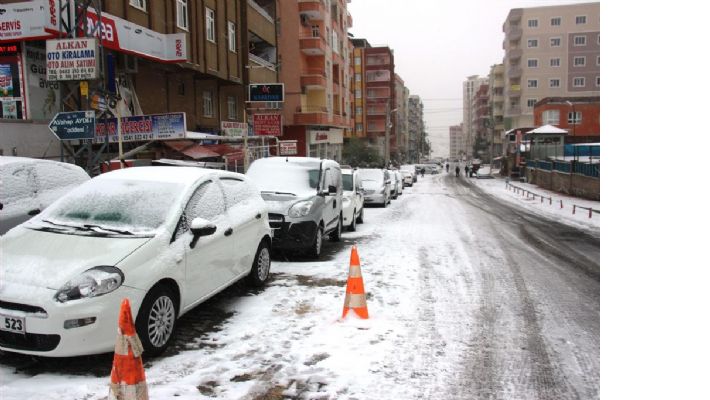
(0, 121, 63, 160)
(526, 168, 599, 200)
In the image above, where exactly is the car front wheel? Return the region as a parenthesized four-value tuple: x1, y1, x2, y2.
(348, 211, 356, 231)
(356, 207, 364, 224)
(308, 226, 323, 258)
(329, 215, 342, 242)
(136, 285, 178, 357)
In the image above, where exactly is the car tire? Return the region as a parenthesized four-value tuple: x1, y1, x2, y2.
(348, 211, 356, 232)
(247, 240, 271, 287)
(308, 226, 323, 258)
(329, 215, 342, 242)
(136, 284, 178, 357)
(356, 207, 364, 224)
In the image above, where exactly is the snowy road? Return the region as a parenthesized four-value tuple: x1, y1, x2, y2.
(0, 172, 599, 400)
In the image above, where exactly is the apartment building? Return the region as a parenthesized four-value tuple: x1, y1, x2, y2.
(488, 64, 505, 157)
(449, 123, 464, 160)
(394, 73, 409, 164)
(351, 39, 396, 164)
(473, 83, 490, 160)
(534, 96, 599, 143)
(279, 0, 353, 160)
(462, 75, 488, 159)
(502, 2, 600, 129)
(408, 95, 424, 162)
(0, 0, 247, 159)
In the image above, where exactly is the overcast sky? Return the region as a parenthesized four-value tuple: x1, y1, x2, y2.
(347, 0, 597, 158)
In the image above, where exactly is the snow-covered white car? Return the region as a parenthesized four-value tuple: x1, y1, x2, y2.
(476, 165, 494, 179)
(0, 156, 90, 235)
(400, 170, 414, 187)
(341, 168, 364, 231)
(390, 170, 403, 198)
(359, 168, 390, 207)
(0, 167, 272, 357)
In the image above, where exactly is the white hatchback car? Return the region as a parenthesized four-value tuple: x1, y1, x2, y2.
(0, 156, 90, 235)
(0, 167, 272, 357)
(341, 167, 364, 231)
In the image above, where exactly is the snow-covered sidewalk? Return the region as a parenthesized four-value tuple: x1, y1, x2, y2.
(470, 176, 600, 234)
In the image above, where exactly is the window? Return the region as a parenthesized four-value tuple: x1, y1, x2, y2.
(355, 56, 361, 66)
(356, 106, 362, 115)
(129, 0, 146, 11)
(568, 111, 582, 124)
(549, 78, 561, 88)
(527, 79, 538, 88)
(177, 82, 185, 96)
(576, 15, 587, 24)
(574, 35, 587, 46)
(550, 58, 561, 67)
(596, 76, 600, 87)
(311, 25, 320, 38)
(177, 181, 226, 237)
(573, 56, 586, 67)
(177, 0, 188, 30)
(550, 37, 561, 47)
(227, 96, 236, 120)
(355, 73, 361, 82)
(206, 8, 215, 43)
(542, 110, 560, 125)
(228, 22, 236, 52)
(573, 77, 585, 87)
(597, 55, 600, 66)
(355, 89, 361, 99)
(203, 91, 214, 117)
(527, 19, 538, 28)
(527, 58, 538, 68)
(220, 178, 254, 210)
(526, 98, 537, 108)
(551, 17, 561, 26)
(356, 123, 363, 132)
(527, 39, 538, 48)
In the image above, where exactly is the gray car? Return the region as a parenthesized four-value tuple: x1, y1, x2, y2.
(246, 157, 343, 258)
(359, 168, 390, 207)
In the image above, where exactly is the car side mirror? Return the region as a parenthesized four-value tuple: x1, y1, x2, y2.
(328, 185, 337, 194)
(189, 218, 217, 248)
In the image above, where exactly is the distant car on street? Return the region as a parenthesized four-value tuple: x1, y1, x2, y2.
(0, 156, 90, 235)
(392, 170, 404, 197)
(341, 167, 364, 231)
(359, 168, 390, 207)
(0, 167, 272, 357)
(476, 165, 494, 179)
(400, 170, 414, 187)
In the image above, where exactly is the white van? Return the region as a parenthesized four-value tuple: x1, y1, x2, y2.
(246, 157, 343, 258)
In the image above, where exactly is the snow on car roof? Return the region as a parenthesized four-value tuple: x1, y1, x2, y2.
(0, 156, 83, 168)
(94, 166, 235, 184)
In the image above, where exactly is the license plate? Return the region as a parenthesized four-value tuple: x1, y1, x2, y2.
(0, 314, 26, 334)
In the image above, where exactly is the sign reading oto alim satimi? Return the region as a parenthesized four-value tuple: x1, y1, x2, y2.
(46, 38, 98, 81)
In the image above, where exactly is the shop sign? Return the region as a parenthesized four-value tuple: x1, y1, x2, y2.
(221, 121, 248, 137)
(309, 128, 344, 144)
(94, 112, 186, 143)
(279, 140, 298, 156)
(23, 42, 60, 119)
(46, 38, 98, 81)
(0, 41, 25, 119)
(248, 84, 284, 102)
(252, 113, 282, 136)
(0, 0, 54, 43)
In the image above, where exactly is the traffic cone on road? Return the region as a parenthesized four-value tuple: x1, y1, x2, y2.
(342, 245, 369, 319)
(109, 298, 148, 400)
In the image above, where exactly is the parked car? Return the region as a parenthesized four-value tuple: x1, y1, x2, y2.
(476, 165, 494, 179)
(392, 170, 404, 197)
(341, 167, 364, 231)
(401, 165, 417, 183)
(0, 156, 90, 235)
(246, 157, 343, 258)
(359, 168, 390, 207)
(400, 170, 414, 187)
(0, 167, 272, 357)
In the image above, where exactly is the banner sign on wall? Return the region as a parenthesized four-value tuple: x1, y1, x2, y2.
(46, 38, 98, 81)
(94, 112, 186, 143)
(221, 121, 248, 137)
(0, 0, 55, 43)
(0, 42, 25, 120)
(23, 42, 60, 120)
(309, 128, 343, 144)
(252, 113, 282, 136)
(279, 140, 298, 156)
(248, 84, 284, 102)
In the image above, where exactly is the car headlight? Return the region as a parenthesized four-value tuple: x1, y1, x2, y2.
(55, 266, 125, 303)
(288, 200, 315, 218)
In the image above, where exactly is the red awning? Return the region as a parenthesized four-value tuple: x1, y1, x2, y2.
(162, 141, 221, 160)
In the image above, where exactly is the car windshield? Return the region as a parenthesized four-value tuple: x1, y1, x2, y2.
(36, 178, 185, 235)
(247, 162, 320, 195)
(342, 174, 354, 191)
(358, 169, 383, 183)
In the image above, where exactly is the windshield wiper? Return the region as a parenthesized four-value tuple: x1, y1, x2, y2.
(41, 219, 134, 235)
(82, 224, 135, 235)
(261, 191, 297, 196)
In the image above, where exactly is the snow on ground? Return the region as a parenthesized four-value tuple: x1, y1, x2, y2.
(0, 172, 598, 399)
(469, 175, 600, 234)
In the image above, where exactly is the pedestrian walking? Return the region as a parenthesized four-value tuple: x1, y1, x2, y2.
(455, 165, 460, 177)
(464, 165, 469, 176)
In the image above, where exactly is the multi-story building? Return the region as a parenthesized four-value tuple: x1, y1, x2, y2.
(278, 0, 353, 160)
(534, 96, 599, 143)
(462, 75, 488, 160)
(408, 95, 424, 162)
(502, 2, 600, 129)
(488, 64, 505, 157)
(473, 83, 490, 160)
(351, 39, 396, 164)
(0, 0, 248, 160)
(449, 123, 464, 161)
(394, 73, 409, 164)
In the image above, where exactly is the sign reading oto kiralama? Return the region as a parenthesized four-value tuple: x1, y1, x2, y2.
(46, 38, 98, 81)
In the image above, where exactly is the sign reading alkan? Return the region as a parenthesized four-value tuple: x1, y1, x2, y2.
(46, 38, 98, 81)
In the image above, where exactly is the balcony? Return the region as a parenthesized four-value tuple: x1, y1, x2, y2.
(300, 36, 326, 55)
(506, 106, 521, 115)
(301, 74, 326, 89)
(298, 0, 324, 21)
(507, 27, 522, 41)
(508, 8, 522, 22)
(508, 48, 522, 60)
(294, 106, 328, 125)
(507, 66, 522, 79)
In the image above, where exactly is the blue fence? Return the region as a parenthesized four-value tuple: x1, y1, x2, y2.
(526, 159, 599, 178)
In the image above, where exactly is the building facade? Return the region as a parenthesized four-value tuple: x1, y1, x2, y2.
(279, 0, 353, 161)
(502, 2, 600, 130)
(449, 123, 464, 160)
(488, 63, 505, 158)
(408, 94, 424, 162)
(534, 96, 599, 143)
(394, 73, 409, 164)
(462, 75, 488, 160)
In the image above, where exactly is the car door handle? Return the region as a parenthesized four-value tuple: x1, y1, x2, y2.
(255, 213, 261, 219)
(28, 209, 41, 216)
(224, 228, 233, 236)
(332, 201, 336, 209)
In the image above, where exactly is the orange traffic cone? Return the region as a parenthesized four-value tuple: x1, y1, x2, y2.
(109, 298, 148, 400)
(342, 245, 369, 319)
